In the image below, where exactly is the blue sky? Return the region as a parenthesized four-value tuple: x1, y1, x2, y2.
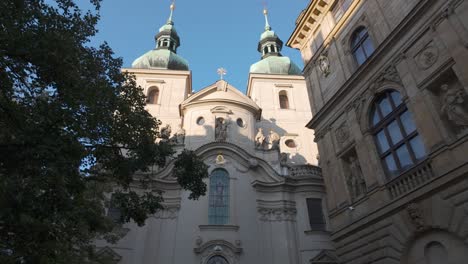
(90, 0, 309, 92)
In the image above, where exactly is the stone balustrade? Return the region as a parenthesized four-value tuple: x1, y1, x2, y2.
(386, 160, 434, 199)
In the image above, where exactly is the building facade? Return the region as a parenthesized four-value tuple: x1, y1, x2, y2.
(95, 5, 336, 264)
(288, 0, 468, 263)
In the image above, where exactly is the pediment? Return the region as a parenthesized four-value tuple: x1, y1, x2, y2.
(310, 250, 339, 264)
(95, 246, 122, 264)
(181, 80, 260, 116)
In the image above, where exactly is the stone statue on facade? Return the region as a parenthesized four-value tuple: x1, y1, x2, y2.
(280, 152, 288, 167)
(215, 118, 229, 142)
(254, 128, 265, 149)
(440, 84, 468, 129)
(173, 125, 186, 144)
(346, 155, 366, 200)
(160, 124, 171, 141)
(267, 130, 280, 150)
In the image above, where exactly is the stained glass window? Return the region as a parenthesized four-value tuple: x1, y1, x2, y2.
(208, 169, 229, 225)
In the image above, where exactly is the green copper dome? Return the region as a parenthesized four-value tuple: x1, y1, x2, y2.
(250, 9, 302, 75)
(131, 3, 188, 71)
(250, 56, 302, 75)
(132, 49, 189, 70)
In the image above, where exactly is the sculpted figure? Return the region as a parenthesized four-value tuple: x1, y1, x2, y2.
(173, 125, 185, 144)
(215, 118, 229, 141)
(160, 124, 171, 141)
(254, 128, 265, 149)
(279, 152, 288, 166)
(440, 84, 468, 128)
(267, 130, 280, 150)
(347, 155, 366, 199)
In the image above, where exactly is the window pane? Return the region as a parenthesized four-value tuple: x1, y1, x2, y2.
(376, 130, 390, 153)
(362, 37, 374, 57)
(208, 169, 229, 225)
(372, 108, 381, 126)
(400, 111, 416, 135)
(354, 48, 366, 65)
(410, 135, 426, 160)
(390, 91, 402, 106)
(388, 120, 403, 145)
(396, 145, 414, 169)
(378, 97, 392, 117)
(385, 154, 398, 176)
(306, 198, 325, 230)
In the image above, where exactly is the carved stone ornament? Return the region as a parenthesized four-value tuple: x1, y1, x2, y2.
(335, 122, 350, 146)
(371, 66, 402, 91)
(215, 118, 229, 142)
(415, 44, 439, 70)
(194, 240, 242, 264)
(267, 130, 281, 150)
(406, 203, 426, 232)
(216, 153, 226, 165)
(317, 54, 331, 77)
(160, 124, 172, 141)
(345, 155, 367, 200)
(172, 125, 186, 144)
(254, 127, 266, 149)
(257, 207, 297, 222)
(152, 207, 179, 220)
(440, 84, 468, 129)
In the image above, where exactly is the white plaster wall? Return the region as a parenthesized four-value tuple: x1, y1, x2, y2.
(248, 74, 319, 165)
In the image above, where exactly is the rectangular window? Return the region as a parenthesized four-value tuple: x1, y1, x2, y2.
(332, 0, 354, 22)
(306, 198, 326, 230)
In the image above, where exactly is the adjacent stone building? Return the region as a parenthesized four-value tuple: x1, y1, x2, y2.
(95, 5, 335, 264)
(288, 0, 468, 263)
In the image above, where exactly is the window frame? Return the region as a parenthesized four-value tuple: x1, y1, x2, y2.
(147, 87, 160, 104)
(279, 90, 290, 109)
(370, 90, 425, 178)
(208, 169, 230, 225)
(332, 0, 354, 22)
(350, 26, 374, 66)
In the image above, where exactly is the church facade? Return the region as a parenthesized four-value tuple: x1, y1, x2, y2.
(288, 0, 468, 263)
(95, 5, 335, 264)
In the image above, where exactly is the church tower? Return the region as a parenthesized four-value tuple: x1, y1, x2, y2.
(247, 9, 318, 166)
(123, 3, 191, 135)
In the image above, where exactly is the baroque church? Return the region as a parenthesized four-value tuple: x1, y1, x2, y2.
(96, 4, 335, 264)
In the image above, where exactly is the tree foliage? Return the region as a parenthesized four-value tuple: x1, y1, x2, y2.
(0, 1, 208, 263)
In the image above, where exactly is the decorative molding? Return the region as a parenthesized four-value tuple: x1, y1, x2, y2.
(199, 225, 239, 231)
(194, 239, 242, 264)
(370, 65, 402, 91)
(211, 106, 233, 115)
(414, 42, 439, 70)
(152, 207, 179, 219)
(317, 54, 331, 77)
(95, 246, 122, 264)
(257, 200, 297, 222)
(406, 203, 426, 232)
(335, 122, 350, 147)
(275, 83, 293, 88)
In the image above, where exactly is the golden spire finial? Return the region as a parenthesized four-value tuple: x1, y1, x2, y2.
(263, 6, 271, 31)
(167, 0, 175, 24)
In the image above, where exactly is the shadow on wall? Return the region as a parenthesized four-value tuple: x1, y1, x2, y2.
(178, 116, 308, 168)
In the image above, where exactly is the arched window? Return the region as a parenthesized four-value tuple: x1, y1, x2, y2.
(208, 169, 229, 225)
(147, 87, 159, 104)
(207, 255, 229, 264)
(370, 90, 426, 177)
(424, 242, 448, 264)
(279, 90, 289, 109)
(351, 27, 375, 66)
